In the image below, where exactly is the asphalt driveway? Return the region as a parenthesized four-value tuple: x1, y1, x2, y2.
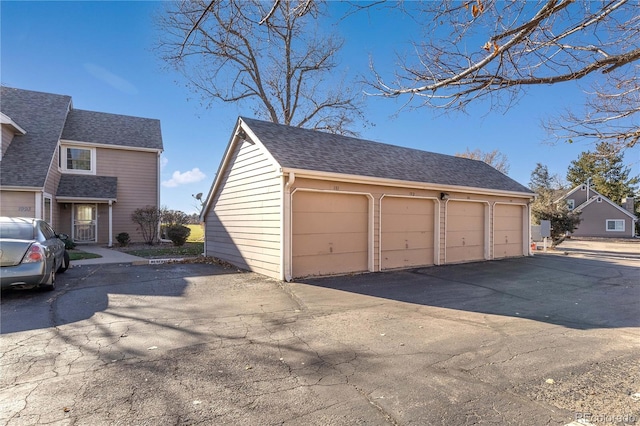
(1, 253, 638, 425)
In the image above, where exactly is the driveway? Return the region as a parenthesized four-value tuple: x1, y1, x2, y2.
(1, 254, 638, 425)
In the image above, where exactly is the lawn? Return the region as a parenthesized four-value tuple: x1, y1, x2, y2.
(117, 242, 204, 259)
(68, 250, 102, 261)
(186, 224, 204, 242)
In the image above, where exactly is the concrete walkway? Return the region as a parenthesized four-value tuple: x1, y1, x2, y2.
(71, 245, 148, 266)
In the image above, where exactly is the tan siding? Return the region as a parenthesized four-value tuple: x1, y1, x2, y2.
(1, 126, 14, 159)
(573, 200, 635, 237)
(0, 191, 36, 217)
(96, 148, 159, 243)
(205, 140, 282, 278)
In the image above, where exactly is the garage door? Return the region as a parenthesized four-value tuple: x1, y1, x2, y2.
(446, 201, 485, 263)
(381, 197, 435, 270)
(494, 204, 524, 258)
(292, 191, 369, 278)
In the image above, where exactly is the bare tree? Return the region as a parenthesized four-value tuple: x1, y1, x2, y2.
(365, 0, 639, 148)
(455, 148, 510, 174)
(157, 0, 364, 134)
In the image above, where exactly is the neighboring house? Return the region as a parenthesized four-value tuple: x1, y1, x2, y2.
(558, 183, 637, 238)
(0, 86, 164, 245)
(201, 117, 535, 281)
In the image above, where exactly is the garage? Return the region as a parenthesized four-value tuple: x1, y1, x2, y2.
(292, 191, 369, 278)
(446, 201, 486, 263)
(494, 204, 525, 258)
(380, 197, 435, 270)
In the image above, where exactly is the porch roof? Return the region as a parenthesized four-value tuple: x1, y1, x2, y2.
(56, 175, 117, 202)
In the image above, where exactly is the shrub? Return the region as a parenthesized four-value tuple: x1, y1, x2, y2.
(166, 225, 191, 246)
(63, 237, 76, 250)
(116, 232, 130, 247)
(131, 206, 161, 245)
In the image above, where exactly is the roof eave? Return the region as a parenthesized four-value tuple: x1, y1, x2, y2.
(56, 196, 117, 203)
(282, 168, 535, 199)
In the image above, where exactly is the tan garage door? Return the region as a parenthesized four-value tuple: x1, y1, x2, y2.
(494, 204, 524, 258)
(381, 197, 435, 270)
(292, 191, 369, 278)
(446, 201, 485, 263)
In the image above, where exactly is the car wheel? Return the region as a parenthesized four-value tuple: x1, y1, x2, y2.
(41, 267, 56, 291)
(58, 251, 70, 273)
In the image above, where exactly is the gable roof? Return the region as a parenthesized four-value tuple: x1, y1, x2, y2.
(240, 117, 532, 194)
(61, 109, 163, 150)
(573, 192, 637, 220)
(0, 86, 72, 188)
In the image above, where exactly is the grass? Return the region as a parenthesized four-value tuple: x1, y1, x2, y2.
(117, 242, 204, 259)
(68, 250, 102, 261)
(186, 224, 204, 242)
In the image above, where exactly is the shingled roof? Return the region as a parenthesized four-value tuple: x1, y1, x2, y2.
(241, 117, 533, 194)
(61, 109, 163, 150)
(56, 175, 118, 200)
(0, 87, 71, 188)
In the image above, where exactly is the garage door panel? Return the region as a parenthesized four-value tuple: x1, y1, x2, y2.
(292, 191, 369, 278)
(293, 212, 367, 234)
(446, 201, 485, 263)
(293, 232, 368, 256)
(381, 198, 435, 269)
(494, 205, 524, 258)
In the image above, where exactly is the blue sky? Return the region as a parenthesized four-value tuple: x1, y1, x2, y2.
(2, 1, 637, 214)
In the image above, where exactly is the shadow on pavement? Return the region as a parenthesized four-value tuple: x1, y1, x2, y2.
(0, 262, 239, 334)
(295, 255, 640, 330)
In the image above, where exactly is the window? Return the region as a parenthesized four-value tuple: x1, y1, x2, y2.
(566, 199, 575, 210)
(60, 145, 95, 174)
(606, 220, 625, 232)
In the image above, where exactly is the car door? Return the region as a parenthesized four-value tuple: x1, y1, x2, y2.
(39, 221, 64, 265)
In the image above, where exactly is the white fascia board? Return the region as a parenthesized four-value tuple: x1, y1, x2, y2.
(56, 196, 116, 203)
(282, 168, 535, 199)
(578, 195, 638, 219)
(0, 112, 26, 135)
(59, 139, 162, 153)
(1, 186, 42, 192)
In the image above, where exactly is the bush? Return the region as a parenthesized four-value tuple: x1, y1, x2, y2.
(63, 237, 76, 250)
(131, 206, 161, 245)
(116, 232, 130, 247)
(166, 225, 191, 247)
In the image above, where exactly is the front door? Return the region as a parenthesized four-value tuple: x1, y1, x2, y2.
(74, 204, 97, 242)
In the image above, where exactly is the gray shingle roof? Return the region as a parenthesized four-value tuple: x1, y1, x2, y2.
(241, 117, 533, 194)
(56, 175, 118, 199)
(1, 87, 72, 187)
(61, 109, 163, 150)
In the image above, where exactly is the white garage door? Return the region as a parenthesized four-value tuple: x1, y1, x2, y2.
(292, 191, 369, 278)
(446, 201, 486, 263)
(381, 197, 435, 270)
(494, 204, 524, 258)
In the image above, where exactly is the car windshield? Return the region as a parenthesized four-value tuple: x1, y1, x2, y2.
(0, 223, 35, 240)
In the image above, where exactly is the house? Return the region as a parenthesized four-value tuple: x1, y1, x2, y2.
(201, 117, 535, 281)
(559, 183, 637, 238)
(0, 86, 164, 245)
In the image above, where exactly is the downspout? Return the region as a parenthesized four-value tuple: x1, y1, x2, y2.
(157, 151, 162, 243)
(108, 200, 113, 247)
(283, 172, 295, 282)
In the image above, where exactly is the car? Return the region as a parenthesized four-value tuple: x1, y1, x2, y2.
(0, 217, 70, 291)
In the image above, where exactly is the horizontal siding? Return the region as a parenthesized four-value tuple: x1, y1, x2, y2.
(205, 140, 281, 279)
(0, 191, 35, 217)
(96, 148, 158, 243)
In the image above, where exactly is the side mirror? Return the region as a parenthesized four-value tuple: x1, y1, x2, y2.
(57, 233, 69, 240)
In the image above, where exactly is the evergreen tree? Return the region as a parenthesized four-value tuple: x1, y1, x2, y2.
(567, 142, 639, 204)
(530, 163, 581, 242)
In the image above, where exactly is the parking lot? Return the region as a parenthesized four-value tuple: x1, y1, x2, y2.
(1, 251, 639, 425)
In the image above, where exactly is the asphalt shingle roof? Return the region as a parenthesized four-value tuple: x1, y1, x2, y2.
(1, 87, 71, 187)
(56, 175, 118, 199)
(61, 109, 163, 150)
(241, 117, 533, 194)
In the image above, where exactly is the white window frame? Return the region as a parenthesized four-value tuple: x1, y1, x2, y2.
(606, 219, 625, 232)
(60, 145, 96, 175)
(566, 199, 575, 210)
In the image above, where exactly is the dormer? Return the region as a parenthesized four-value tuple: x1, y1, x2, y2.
(1, 112, 27, 161)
